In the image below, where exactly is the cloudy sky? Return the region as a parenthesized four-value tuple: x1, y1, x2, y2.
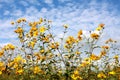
(0, 0, 120, 46)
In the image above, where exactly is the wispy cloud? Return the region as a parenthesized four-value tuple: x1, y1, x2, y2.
(11, 10, 23, 17)
(3, 10, 10, 15)
(44, 0, 53, 4)
(25, 0, 41, 6)
(0, 0, 120, 46)
(19, 1, 29, 7)
(58, 0, 72, 3)
(0, 19, 16, 39)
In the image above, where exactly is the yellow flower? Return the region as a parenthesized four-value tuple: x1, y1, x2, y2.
(48, 53, 53, 59)
(66, 36, 75, 44)
(105, 38, 116, 44)
(40, 49, 44, 53)
(71, 71, 82, 80)
(90, 54, 100, 60)
(7, 44, 15, 50)
(28, 41, 35, 48)
(99, 23, 105, 28)
(29, 22, 33, 26)
(63, 24, 68, 28)
(77, 30, 83, 41)
(0, 50, 4, 57)
(16, 68, 24, 75)
(97, 72, 106, 79)
(42, 37, 50, 43)
(8, 62, 14, 67)
(109, 71, 116, 75)
(14, 27, 23, 33)
(84, 58, 91, 63)
(58, 70, 62, 74)
(31, 26, 37, 31)
(40, 26, 46, 33)
(11, 21, 15, 25)
(11, 45, 15, 50)
(71, 74, 78, 80)
(77, 36, 82, 41)
(64, 44, 71, 49)
(74, 70, 79, 75)
(102, 46, 109, 49)
(114, 55, 119, 59)
(14, 55, 23, 63)
(0, 71, 2, 75)
(13, 63, 18, 69)
(0, 62, 4, 67)
(33, 30, 38, 37)
(96, 26, 102, 31)
(75, 51, 81, 55)
(80, 58, 91, 67)
(17, 19, 22, 23)
(91, 33, 99, 39)
(0, 67, 5, 71)
(49, 42, 59, 49)
(21, 18, 26, 22)
(39, 18, 43, 23)
(95, 24, 105, 31)
(78, 30, 83, 35)
(33, 22, 38, 27)
(100, 50, 107, 57)
(41, 56, 46, 61)
(19, 33, 23, 38)
(22, 59, 26, 63)
(66, 39, 71, 44)
(33, 66, 41, 74)
(4, 45, 9, 50)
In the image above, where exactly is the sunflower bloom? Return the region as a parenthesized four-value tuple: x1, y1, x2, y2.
(91, 33, 99, 39)
(11, 21, 15, 25)
(16, 68, 24, 75)
(0, 71, 2, 75)
(63, 24, 68, 28)
(114, 55, 119, 59)
(33, 66, 41, 74)
(109, 71, 116, 75)
(40, 26, 46, 33)
(90, 54, 100, 60)
(97, 72, 106, 79)
(0, 50, 4, 57)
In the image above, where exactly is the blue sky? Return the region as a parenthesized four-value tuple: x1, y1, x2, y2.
(0, 0, 120, 46)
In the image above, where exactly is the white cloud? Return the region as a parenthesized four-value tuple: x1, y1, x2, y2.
(0, 19, 17, 40)
(44, 0, 53, 4)
(1, 0, 120, 46)
(26, 6, 38, 15)
(11, 10, 23, 17)
(0, 19, 13, 28)
(58, 0, 71, 3)
(41, 8, 47, 13)
(25, 0, 40, 6)
(4, 10, 10, 15)
(19, 1, 29, 7)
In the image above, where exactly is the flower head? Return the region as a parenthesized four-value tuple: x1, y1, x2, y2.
(97, 72, 106, 79)
(109, 71, 116, 75)
(91, 33, 99, 39)
(40, 26, 46, 33)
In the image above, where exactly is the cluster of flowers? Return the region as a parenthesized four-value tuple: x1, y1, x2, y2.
(0, 18, 119, 80)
